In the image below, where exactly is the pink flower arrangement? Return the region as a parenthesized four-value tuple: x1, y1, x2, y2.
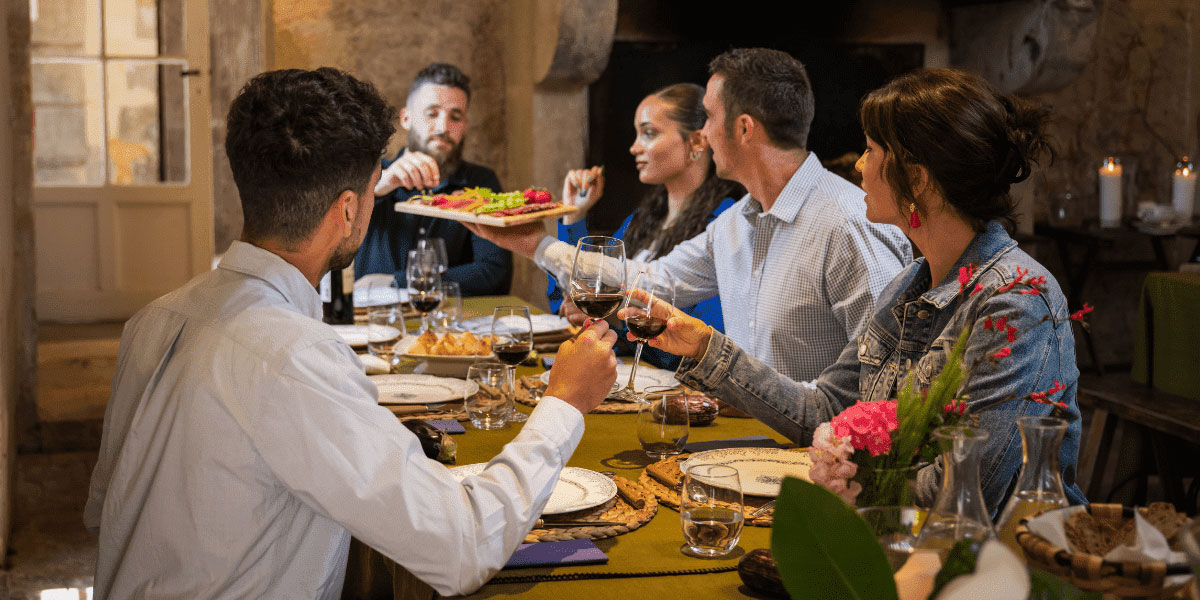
(809, 423, 862, 504)
(810, 400, 901, 504)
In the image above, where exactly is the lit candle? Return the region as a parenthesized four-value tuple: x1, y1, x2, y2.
(1098, 157, 1123, 228)
(1172, 157, 1196, 223)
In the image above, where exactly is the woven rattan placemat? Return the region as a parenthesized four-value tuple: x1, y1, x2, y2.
(523, 475, 658, 543)
(638, 454, 776, 527)
(515, 376, 651, 414)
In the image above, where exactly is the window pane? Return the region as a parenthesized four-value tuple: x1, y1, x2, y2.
(105, 61, 190, 185)
(31, 0, 100, 57)
(104, 0, 158, 57)
(32, 60, 106, 186)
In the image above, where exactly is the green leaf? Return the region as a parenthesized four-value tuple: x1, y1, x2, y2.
(771, 477, 898, 600)
(1028, 569, 1102, 600)
(930, 539, 980, 598)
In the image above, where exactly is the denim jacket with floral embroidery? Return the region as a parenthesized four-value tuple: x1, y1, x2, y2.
(676, 221, 1087, 515)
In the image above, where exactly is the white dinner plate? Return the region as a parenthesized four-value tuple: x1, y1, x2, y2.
(353, 286, 409, 308)
(369, 373, 479, 405)
(682, 448, 812, 497)
(461, 314, 572, 336)
(448, 464, 618, 515)
(540, 363, 679, 393)
(332, 324, 372, 348)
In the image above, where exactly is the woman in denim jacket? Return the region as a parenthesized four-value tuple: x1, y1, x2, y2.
(630, 68, 1087, 515)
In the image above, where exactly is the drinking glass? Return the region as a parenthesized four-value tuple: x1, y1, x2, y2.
(406, 248, 442, 333)
(416, 237, 448, 275)
(637, 386, 689, 459)
(681, 464, 744, 558)
(491, 306, 533, 424)
(568, 236, 626, 328)
(464, 362, 513, 430)
(367, 308, 405, 368)
(613, 264, 674, 401)
(433, 280, 462, 332)
(856, 506, 924, 572)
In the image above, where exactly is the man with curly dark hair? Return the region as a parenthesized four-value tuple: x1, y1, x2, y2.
(86, 67, 619, 599)
(355, 62, 512, 296)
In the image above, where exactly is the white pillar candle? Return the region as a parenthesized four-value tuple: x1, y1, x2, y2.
(1098, 157, 1123, 228)
(1172, 158, 1196, 223)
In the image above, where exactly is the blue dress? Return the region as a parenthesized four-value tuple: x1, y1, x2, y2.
(546, 198, 736, 370)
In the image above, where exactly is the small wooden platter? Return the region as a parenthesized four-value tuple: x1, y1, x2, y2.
(394, 201, 579, 227)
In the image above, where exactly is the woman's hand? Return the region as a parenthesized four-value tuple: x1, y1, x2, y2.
(617, 289, 712, 361)
(561, 166, 604, 225)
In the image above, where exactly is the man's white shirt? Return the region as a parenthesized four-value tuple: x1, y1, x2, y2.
(86, 241, 584, 598)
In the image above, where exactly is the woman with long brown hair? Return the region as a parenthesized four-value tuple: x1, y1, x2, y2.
(548, 83, 744, 368)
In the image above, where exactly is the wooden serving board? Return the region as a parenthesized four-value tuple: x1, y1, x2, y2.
(394, 201, 579, 227)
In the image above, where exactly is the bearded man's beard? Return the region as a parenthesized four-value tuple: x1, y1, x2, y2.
(409, 129, 465, 176)
(326, 223, 362, 273)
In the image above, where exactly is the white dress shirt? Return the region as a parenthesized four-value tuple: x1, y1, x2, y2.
(536, 154, 912, 381)
(86, 241, 585, 599)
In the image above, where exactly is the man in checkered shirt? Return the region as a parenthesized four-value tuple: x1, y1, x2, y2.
(470, 48, 911, 382)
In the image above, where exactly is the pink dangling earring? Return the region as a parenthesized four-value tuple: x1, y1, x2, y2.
(908, 202, 921, 229)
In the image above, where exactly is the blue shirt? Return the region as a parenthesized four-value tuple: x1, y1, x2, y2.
(355, 152, 512, 296)
(676, 221, 1087, 515)
(547, 198, 736, 369)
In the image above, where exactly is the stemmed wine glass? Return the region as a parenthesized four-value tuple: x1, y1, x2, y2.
(568, 236, 626, 329)
(491, 306, 534, 423)
(406, 248, 442, 333)
(612, 264, 674, 401)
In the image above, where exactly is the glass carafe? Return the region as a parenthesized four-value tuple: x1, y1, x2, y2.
(915, 425, 995, 559)
(995, 416, 1070, 556)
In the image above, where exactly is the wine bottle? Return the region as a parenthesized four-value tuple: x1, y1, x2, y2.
(321, 264, 355, 324)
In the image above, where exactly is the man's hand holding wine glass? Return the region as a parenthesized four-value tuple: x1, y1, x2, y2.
(545, 319, 619, 416)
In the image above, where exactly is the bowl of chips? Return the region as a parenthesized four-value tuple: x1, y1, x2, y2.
(395, 330, 495, 378)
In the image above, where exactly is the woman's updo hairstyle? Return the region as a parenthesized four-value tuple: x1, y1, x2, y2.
(859, 68, 1052, 231)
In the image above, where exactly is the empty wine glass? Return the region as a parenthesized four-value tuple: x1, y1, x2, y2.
(367, 308, 405, 368)
(568, 236, 626, 329)
(433, 280, 462, 332)
(416, 237, 448, 275)
(681, 464, 744, 558)
(406, 248, 442, 334)
(492, 306, 533, 424)
(612, 264, 674, 401)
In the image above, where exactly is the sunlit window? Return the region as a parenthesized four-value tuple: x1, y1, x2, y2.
(30, 0, 190, 186)
(38, 587, 92, 600)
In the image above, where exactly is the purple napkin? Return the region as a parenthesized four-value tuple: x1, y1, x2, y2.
(683, 435, 783, 453)
(428, 419, 466, 434)
(504, 538, 608, 569)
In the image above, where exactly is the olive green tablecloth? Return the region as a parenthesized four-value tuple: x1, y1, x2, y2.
(1131, 272, 1200, 399)
(347, 297, 785, 599)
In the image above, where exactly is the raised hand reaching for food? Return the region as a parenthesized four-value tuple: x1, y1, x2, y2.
(561, 166, 605, 225)
(375, 150, 441, 195)
(617, 288, 712, 361)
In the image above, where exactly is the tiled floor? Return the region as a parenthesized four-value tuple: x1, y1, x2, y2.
(2, 452, 99, 599)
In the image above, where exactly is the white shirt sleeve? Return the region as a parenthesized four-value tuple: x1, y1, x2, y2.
(247, 339, 584, 596)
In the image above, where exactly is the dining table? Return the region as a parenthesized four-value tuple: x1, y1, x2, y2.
(341, 295, 789, 600)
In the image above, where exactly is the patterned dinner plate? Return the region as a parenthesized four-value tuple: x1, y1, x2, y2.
(448, 464, 618, 515)
(369, 374, 479, 405)
(682, 447, 812, 497)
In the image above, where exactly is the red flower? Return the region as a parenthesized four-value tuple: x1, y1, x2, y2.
(1006, 326, 1017, 343)
(970, 283, 984, 297)
(993, 316, 1007, 331)
(984, 316, 994, 330)
(998, 267, 1029, 293)
(1070, 302, 1094, 322)
(1020, 288, 1042, 295)
(958, 264, 977, 293)
(992, 347, 1011, 359)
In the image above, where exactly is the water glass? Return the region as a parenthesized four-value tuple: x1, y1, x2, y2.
(367, 308, 405, 366)
(465, 362, 513, 430)
(856, 505, 924, 572)
(680, 464, 743, 558)
(637, 387, 689, 459)
(434, 280, 462, 331)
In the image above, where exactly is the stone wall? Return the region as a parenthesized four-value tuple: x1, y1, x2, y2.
(271, 0, 509, 181)
(1024, 0, 1200, 367)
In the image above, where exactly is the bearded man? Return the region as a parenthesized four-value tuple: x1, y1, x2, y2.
(354, 63, 512, 295)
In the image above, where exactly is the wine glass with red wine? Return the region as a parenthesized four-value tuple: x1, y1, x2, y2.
(406, 248, 442, 333)
(568, 236, 626, 330)
(491, 306, 534, 423)
(613, 264, 674, 401)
